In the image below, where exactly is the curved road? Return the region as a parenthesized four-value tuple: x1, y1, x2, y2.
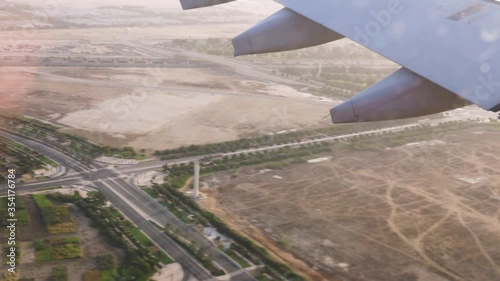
(0, 121, 436, 280)
(0, 130, 256, 281)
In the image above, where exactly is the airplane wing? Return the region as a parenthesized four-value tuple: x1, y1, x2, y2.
(180, 0, 500, 123)
(180, 0, 235, 10)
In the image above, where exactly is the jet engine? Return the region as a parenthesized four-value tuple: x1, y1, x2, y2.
(179, 1, 476, 123)
(232, 8, 344, 56)
(331, 68, 470, 123)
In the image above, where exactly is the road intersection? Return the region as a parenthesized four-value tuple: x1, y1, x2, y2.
(0, 130, 254, 281)
(0, 121, 435, 280)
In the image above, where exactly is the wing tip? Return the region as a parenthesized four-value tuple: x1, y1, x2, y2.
(179, 0, 196, 10)
(180, 0, 237, 10)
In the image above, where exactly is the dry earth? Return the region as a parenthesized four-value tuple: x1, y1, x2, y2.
(0, 24, 255, 42)
(0, 66, 332, 149)
(201, 127, 500, 281)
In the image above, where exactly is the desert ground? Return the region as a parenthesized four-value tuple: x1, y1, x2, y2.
(201, 126, 500, 281)
(0, 24, 254, 42)
(0, 4, 378, 151)
(1, 3, 500, 281)
(0, 62, 333, 150)
(0, 21, 407, 152)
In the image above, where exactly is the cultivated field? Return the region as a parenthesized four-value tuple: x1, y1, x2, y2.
(0, 194, 124, 281)
(201, 125, 500, 281)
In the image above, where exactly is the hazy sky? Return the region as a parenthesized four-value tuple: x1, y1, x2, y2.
(7, 0, 281, 14)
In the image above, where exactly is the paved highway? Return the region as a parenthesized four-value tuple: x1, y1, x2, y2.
(3, 122, 424, 193)
(0, 130, 256, 281)
(0, 120, 453, 280)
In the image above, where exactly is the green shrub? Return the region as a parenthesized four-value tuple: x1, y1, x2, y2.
(96, 255, 114, 270)
(48, 266, 67, 281)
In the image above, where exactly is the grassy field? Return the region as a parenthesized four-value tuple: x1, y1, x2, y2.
(16, 209, 30, 224)
(106, 207, 122, 219)
(0, 196, 30, 225)
(83, 269, 116, 281)
(32, 194, 52, 207)
(34, 237, 83, 262)
(34, 238, 52, 263)
(99, 269, 116, 281)
(143, 188, 160, 198)
(123, 221, 153, 247)
(49, 266, 67, 281)
(0, 198, 6, 209)
(225, 249, 251, 268)
(156, 251, 173, 265)
(33, 194, 76, 234)
(161, 201, 193, 224)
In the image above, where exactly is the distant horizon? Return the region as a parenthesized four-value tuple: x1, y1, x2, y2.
(4, 0, 282, 14)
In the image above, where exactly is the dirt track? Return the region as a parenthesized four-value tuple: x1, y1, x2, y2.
(201, 126, 500, 281)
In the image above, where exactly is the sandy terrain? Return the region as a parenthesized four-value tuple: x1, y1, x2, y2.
(53, 186, 95, 199)
(151, 263, 198, 281)
(137, 171, 165, 186)
(0, 24, 254, 42)
(0, 67, 127, 116)
(201, 127, 500, 281)
(0, 66, 332, 149)
(126, 94, 331, 149)
(34, 164, 57, 177)
(24, 0, 281, 14)
(59, 91, 222, 135)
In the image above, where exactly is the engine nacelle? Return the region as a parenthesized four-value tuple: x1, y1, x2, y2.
(232, 8, 344, 56)
(180, 0, 236, 10)
(331, 68, 470, 123)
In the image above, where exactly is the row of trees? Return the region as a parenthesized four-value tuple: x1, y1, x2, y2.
(155, 118, 413, 159)
(0, 136, 46, 179)
(47, 192, 165, 281)
(163, 225, 225, 276)
(171, 38, 379, 61)
(156, 144, 347, 280)
(0, 114, 147, 164)
(154, 120, 495, 281)
(156, 183, 306, 281)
